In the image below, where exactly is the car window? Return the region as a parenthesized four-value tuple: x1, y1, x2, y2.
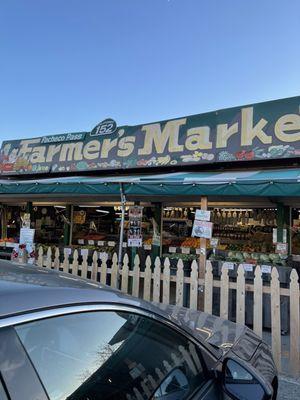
(0, 379, 8, 400)
(15, 310, 206, 400)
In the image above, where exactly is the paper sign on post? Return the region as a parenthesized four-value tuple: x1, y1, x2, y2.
(195, 210, 211, 221)
(223, 262, 234, 270)
(276, 242, 288, 254)
(192, 220, 213, 239)
(81, 248, 89, 257)
(261, 265, 272, 274)
(19, 228, 35, 246)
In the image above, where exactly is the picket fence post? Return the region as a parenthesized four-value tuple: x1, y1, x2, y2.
(290, 268, 300, 377)
(121, 253, 129, 293)
(253, 265, 263, 338)
(63, 248, 70, 273)
(143, 256, 152, 301)
(100, 253, 108, 285)
(72, 249, 79, 276)
(91, 251, 98, 282)
(81, 251, 88, 279)
(132, 254, 140, 298)
(189, 260, 198, 310)
(54, 247, 60, 270)
(176, 259, 184, 306)
(37, 247, 44, 268)
(153, 257, 161, 303)
(236, 264, 245, 325)
(110, 253, 118, 288)
(162, 258, 170, 305)
(271, 267, 281, 371)
(204, 261, 213, 315)
(220, 266, 229, 319)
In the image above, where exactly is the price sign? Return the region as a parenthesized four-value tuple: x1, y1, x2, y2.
(97, 241, 105, 246)
(261, 265, 272, 274)
(242, 263, 254, 272)
(276, 242, 288, 254)
(64, 248, 72, 256)
(81, 248, 89, 257)
(195, 210, 211, 221)
(122, 242, 127, 248)
(78, 239, 84, 245)
(144, 244, 151, 250)
(99, 252, 108, 260)
(88, 240, 95, 245)
(181, 247, 190, 254)
(192, 220, 213, 239)
(108, 241, 116, 247)
(169, 247, 176, 253)
(223, 262, 234, 270)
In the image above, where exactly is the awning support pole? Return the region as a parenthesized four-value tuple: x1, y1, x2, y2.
(118, 183, 126, 285)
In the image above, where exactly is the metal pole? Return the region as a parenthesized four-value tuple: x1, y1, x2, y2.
(118, 183, 126, 285)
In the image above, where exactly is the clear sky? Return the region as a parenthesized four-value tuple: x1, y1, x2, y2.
(0, 0, 299, 143)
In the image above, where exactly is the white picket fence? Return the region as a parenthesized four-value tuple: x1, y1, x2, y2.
(37, 246, 300, 377)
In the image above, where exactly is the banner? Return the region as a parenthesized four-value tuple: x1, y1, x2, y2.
(128, 206, 143, 247)
(1, 96, 300, 175)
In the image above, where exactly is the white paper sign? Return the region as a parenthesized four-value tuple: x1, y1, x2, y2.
(261, 265, 272, 274)
(181, 247, 190, 254)
(99, 252, 107, 260)
(242, 263, 254, 272)
(19, 228, 35, 246)
(210, 238, 219, 248)
(196, 248, 202, 255)
(64, 248, 72, 256)
(81, 248, 89, 257)
(192, 220, 213, 239)
(78, 239, 84, 245)
(122, 242, 127, 248)
(195, 210, 211, 221)
(88, 240, 95, 245)
(169, 247, 176, 253)
(223, 262, 234, 270)
(97, 241, 105, 246)
(108, 241, 116, 247)
(144, 244, 151, 250)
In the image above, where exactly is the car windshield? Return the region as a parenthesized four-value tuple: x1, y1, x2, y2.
(16, 311, 206, 400)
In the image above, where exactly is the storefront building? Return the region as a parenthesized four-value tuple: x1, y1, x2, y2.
(0, 95, 300, 278)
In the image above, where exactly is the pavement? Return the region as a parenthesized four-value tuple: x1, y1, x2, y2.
(278, 375, 300, 399)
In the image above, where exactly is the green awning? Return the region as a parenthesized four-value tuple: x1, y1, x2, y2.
(0, 168, 300, 197)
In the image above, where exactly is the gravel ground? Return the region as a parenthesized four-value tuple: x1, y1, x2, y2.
(278, 375, 300, 399)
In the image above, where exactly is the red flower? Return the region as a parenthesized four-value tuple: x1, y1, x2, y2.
(245, 151, 255, 160)
(235, 151, 246, 160)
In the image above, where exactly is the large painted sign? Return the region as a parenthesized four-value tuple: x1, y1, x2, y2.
(1, 96, 300, 175)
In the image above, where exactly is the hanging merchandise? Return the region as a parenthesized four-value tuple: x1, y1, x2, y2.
(128, 206, 143, 247)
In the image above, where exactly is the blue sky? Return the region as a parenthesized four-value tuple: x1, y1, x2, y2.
(0, 0, 299, 143)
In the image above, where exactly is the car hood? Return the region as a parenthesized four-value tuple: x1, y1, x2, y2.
(152, 303, 261, 360)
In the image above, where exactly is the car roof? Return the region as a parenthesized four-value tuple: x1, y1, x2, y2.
(0, 260, 144, 318)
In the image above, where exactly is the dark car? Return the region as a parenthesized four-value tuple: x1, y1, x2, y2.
(0, 260, 277, 400)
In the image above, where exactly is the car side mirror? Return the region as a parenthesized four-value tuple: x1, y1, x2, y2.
(222, 358, 272, 400)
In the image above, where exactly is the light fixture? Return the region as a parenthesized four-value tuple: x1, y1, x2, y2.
(55, 205, 66, 209)
(79, 205, 99, 208)
(96, 209, 109, 214)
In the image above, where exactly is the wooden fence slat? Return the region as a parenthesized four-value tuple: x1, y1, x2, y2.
(45, 247, 52, 269)
(189, 260, 198, 310)
(81, 252, 88, 279)
(63, 249, 70, 273)
(132, 254, 140, 298)
(121, 253, 129, 293)
(204, 261, 213, 314)
(53, 247, 60, 270)
(100, 253, 108, 285)
(176, 259, 184, 306)
(37, 247, 44, 268)
(253, 265, 263, 338)
(271, 267, 281, 371)
(220, 265, 229, 319)
(72, 249, 79, 276)
(290, 269, 300, 377)
(162, 258, 170, 304)
(153, 257, 161, 303)
(91, 251, 98, 282)
(110, 253, 118, 288)
(143, 256, 152, 301)
(236, 264, 245, 325)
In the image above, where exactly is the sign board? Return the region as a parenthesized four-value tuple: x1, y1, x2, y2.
(195, 210, 211, 221)
(181, 247, 190, 254)
(242, 263, 254, 272)
(223, 262, 235, 270)
(19, 228, 35, 246)
(169, 247, 176, 253)
(192, 220, 213, 239)
(276, 242, 288, 254)
(1, 96, 300, 176)
(261, 265, 272, 274)
(128, 206, 143, 247)
(78, 239, 84, 245)
(73, 211, 86, 225)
